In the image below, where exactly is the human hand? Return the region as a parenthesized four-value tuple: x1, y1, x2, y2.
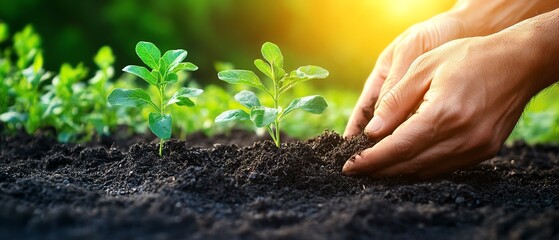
(341, 27, 555, 179)
(344, 0, 559, 138)
(344, 13, 470, 137)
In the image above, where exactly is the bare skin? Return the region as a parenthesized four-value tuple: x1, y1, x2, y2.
(343, 1, 559, 179)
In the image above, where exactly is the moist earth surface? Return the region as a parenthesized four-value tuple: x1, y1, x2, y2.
(0, 131, 558, 239)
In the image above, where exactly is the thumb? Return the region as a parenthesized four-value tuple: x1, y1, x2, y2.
(365, 60, 432, 141)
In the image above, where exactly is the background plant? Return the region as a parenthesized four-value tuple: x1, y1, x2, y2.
(215, 42, 329, 147)
(108, 41, 202, 155)
(1, 21, 557, 145)
(41, 63, 89, 142)
(0, 24, 133, 142)
(508, 85, 559, 144)
(0, 25, 51, 135)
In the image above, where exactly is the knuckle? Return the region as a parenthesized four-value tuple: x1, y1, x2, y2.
(410, 54, 430, 71)
(437, 102, 476, 131)
(378, 88, 402, 115)
(393, 137, 415, 159)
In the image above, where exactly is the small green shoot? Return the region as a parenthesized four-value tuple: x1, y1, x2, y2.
(215, 42, 329, 147)
(108, 41, 201, 156)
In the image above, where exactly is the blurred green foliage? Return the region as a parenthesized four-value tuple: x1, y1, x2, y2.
(0, 21, 558, 144)
(0, 24, 141, 142)
(0, 0, 264, 87)
(509, 86, 559, 144)
(4, 0, 453, 90)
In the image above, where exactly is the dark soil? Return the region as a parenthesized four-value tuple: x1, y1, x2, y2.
(0, 131, 558, 240)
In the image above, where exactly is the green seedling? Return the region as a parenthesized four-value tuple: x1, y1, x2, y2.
(108, 41, 201, 156)
(0, 25, 51, 135)
(42, 63, 89, 142)
(86, 46, 118, 137)
(215, 42, 329, 147)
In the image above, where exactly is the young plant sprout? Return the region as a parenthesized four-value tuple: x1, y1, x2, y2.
(215, 42, 329, 147)
(108, 41, 202, 156)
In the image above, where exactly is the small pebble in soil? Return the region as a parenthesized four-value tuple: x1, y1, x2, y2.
(455, 196, 465, 204)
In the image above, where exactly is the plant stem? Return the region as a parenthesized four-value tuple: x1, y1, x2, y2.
(270, 63, 281, 148)
(159, 138, 164, 156)
(274, 120, 280, 147)
(266, 126, 278, 145)
(158, 85, 166, 156)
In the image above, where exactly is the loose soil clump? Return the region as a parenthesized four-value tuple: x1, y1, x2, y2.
(0, 131, 558, 239)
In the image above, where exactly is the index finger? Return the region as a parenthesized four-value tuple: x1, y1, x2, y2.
(343, 70, 384, 137)
(344, 43, 395, 138)
(342, 110, 436, 176)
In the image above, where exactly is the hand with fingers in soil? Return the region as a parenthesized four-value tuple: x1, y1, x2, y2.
(343, 1, 559, 179)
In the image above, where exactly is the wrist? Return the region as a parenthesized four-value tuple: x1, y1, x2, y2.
(493, 8, 559, 95)
(521, 8, 559, 92)
(445, 0, 559, 37)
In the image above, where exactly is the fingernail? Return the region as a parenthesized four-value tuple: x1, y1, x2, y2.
(342, 158, 355, 175)
(364, 116, 383, 135)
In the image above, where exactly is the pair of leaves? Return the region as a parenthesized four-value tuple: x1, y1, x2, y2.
(215, 90, 328, 127)
(279, 66, 329, 95)
(107, 87, 202, 140)
(217, 42, 285, 93)
(123, 41, 198, 87)
(218, 43, 328, 97)
(215, 107, 277, 128)
(0, 111, 27, 123)
(107, 87, 203, 111)
(167, 87, 203, 107)
(136, 41, 193, 73)
(261, 42, 283, 69)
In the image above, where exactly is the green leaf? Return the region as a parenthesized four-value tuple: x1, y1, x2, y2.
(172, 62, 198, 73)
(151, 69, 163, 83)
(174, 87, 203, 98)
(214, 61, 234, 72)
(282, 95, 328, 117)
(254, 59, 273, 80)
(295, 65, 329, 79)
(0, 112, 27, 123)
(215, 109, 250, 123)
(234, 90, 260, 108)
(261, 42, 283, 68)
(149, 112, 172, 140)
(58, 132, 74, 143)
(135, 41, 160, 69)
(167, 87, 203, 107)
(174, 97, 194, 107)
(218, 70, 265, 89)
(158, 58, 167, 75)
(94, 46, 115, 69)
(162, 49, 187, 71)
(107, 88, 156, 109)
(164, 72, 178, 84)
(250, 106, 279, 128)
(274, 66, 287, 81)
(0, 23, 8, 43)
(123, 65, 157, 86)
(32, 51, 43, 73)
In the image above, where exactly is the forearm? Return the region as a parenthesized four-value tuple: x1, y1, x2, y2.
(513, 7, 559, 93)
(446, 0, 559, 36)
(483, 7, 559, 98)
